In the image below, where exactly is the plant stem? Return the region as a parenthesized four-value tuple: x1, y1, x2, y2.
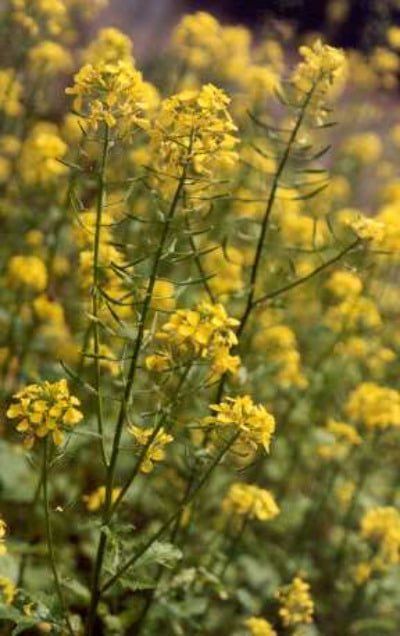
(100, 432, 239, 596)
(42, 439, 75, 636)
(92, 123, 110, 468)
(85, 161, 188, 635)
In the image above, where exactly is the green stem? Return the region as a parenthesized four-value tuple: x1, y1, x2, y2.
(42, 439, 75, 636)
(100, 432, 239, 596)
(92, 123, 110, 468)
(85, 161, 188, 635)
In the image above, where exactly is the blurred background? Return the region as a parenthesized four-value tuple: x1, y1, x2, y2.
(93, 0, 400, 60)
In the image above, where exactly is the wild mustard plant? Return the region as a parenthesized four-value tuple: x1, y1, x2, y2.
(1, 5, 400, 636)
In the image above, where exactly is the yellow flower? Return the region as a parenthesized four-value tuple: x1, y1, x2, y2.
(33, 295, 65, 327)
(155, 302, 240, 378)
(127, 425, 173, 473)
(7, 255, 48, 292)
(360, 507, 400, 568)
(7, 379, 83, 449)
(326, 419, 362, 446)
(66, 59, 151, 134)
(325, 270, 363, 299)
(18, 122, 68, 186)
(145, 353, 171, 373)
(205, 395, 276, 455)
(0, 516, 7, 556)
(83, 27, 133, 65)
(292, 39, 347, 119)
(346, 382, 400, 430)
(28, 41, 73, 75)
(222, 483, 279, 522)
(245, 617, 277, 636)
(0, 69, 23, 117)
(148, 84, 238, 183)
(387, 26, 400, 50)
(83, 486, 121, 512)
(0, 577, 16, 605)
(342, 132, 382, 165)
(276, 576, 314, 627)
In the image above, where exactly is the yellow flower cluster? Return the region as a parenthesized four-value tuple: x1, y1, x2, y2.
(148, 84, 238, 181)
(0, 577, 15, 605)
(83, 486, 121, 512)
(7, 379, 83, 448)
(128, 425, 173, 473)
(222, 483, 279, 522)
(151, 302, 240, 378)
(292, 39, 347, 118)
(324, 296, 382, 332)
(342, 132, 382, 165)
(245, 617, 277, 636)
(66, 59, 151, 133)
(0, 69, 23, 117)
(171, 12, 280, 105)
(346, 382, 400, 430)
(317, 419, 362, 461)
(0, 516, 7, 556)
(18, 123, 67, 186)
(28, 40, 72, 75)
(82, 27, 133, 65)
(276, 576, 314, 627)
(325, 270, 363, 299)
(7, 255, 48, 292)
(360, 507, 400, 569)
(349, 215, 385, 245)
(11, 0, 69, 38)
(205, 395, 276, 455)
(253, 322, 307, 389)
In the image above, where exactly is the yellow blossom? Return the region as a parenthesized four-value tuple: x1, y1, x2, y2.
(128, 425, 173, 473)
(7, 379, 83, 449)
(83, 486, 121, 512)
(0, 69, 23, 117)
(222, 483, 279, 522)
(276, 576, 314, 627)
(346, 383, 400, 430)
(204, 395, 276, 455)
(28, 41, 72, 75)
(7, 255, 48, 292)
(245, 617, 277, 636)
(360, 507, 400, 568)
(83, 27, 133, 65)
(0, 577, 15, 605)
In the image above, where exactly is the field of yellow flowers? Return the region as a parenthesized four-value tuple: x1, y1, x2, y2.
(1, 2, 400, 635)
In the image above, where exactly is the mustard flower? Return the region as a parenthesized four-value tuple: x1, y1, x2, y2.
(7, 379, 83, 449)
(325, 270, 363, 299)
(204, 395, 276, 455)
(342, 132, 382, 165)
(349, 215, 385, 245)
(66, 59, 152, 133)
(222, 483, 279, 522)
(0, 516, 7, 556)
(82, 27, 133, 65)
(0, 69, 23, 117)
(0, 577, 15, 605)
(276, 576, 314, 627)
(153, 302, 240, 378)
(7, 255, 48, 292)
(83, 486, 122, 512)
(360, 507, 400, 568)
(245, 617, 277, 636)
(292, 40, 347, 119)
(28, 41, 72, 75)
(345, 382, 400, 430)
(128, 425, 173, 473)
(18, 123, 68, 186)
(148, 84, 238, 181)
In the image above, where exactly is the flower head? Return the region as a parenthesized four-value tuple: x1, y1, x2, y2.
(0, 516, 7, 556)
(66, 60, 152, 133)
(128, 425, 173, 473)
(83, 486, 121, 512)
(0, 577, 15, 605)
(360, 507, 400, 568)
(222, 483, 279, 522)
(148, 84, 238, 181)
(7, 379, 83, 449)
(7, 255, 48, 292)
(245, 617, 277, 636)
(276, 576, 314, 627)
(345, 382, 400, 430)
(205, 395, 276, 455)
